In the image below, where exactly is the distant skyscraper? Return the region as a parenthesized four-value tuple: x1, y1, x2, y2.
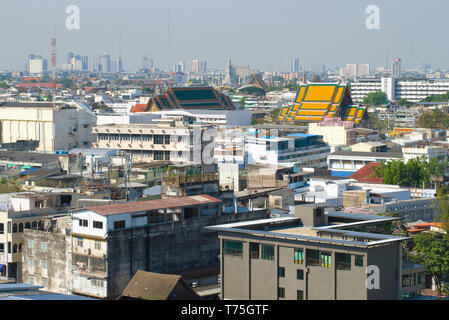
(28, 55, 47, 75)
(67, 52, 74, 64)
(341, 63, 370, 77)
(93, 55, 111, 73)
(290, 58, 300, 73)
(191, 59, 207, 73)
(392, 58, 401, 78)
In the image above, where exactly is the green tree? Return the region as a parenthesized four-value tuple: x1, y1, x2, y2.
(421, 91, 449, 103)
(362, 91, 388, 106)
(435, 188, 449, 235)
(418, 110, 449, 129)
(239, 97, 246, 110)
(397, 98, 413, 108)
(411, 233, 449, 296)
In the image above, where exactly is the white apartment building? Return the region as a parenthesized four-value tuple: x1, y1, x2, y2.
(28, 58, 47, 75)
(351, 77, 449, 103)
(402, 146, 448, 163)
(93, 115, 214, 164)
(0, 101, 96, 152)
(246, 131, 330, 168)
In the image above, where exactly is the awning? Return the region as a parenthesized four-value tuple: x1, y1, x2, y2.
(22, 165, 33, 170)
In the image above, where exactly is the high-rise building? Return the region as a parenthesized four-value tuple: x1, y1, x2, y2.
(93, 55, 112, 73)
(341, 63, 370, 77)
(28, 55, 47, 75)
(191, 59, 207, 73)
(392, 58, 401, 78)
(289, 58, 300, 73)
(67, 52, 74, 64)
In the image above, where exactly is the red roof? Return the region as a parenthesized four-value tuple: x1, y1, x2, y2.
(349, 162, 383, 184)
(130, 104, 148, 113)
(87, 195, 222, 216)
(15, 83, 62, 89)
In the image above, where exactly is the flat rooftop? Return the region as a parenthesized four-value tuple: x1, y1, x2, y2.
(206, 211, 409, 248)
(85, 194, 222, 216)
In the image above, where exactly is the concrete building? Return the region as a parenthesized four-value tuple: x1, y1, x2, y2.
(308, 120, 357, 147)
(207, 205, 425, 300)
(327, 149, 403, 177)
(0, 193, 72, 282)
(0, 102, 96, 152)
(351, 77, 449, 103)
(93, 115, 214, 164)
(69, 195, 267, 299)
(402, 146, 448, 163)
(21, 215, 71, 293)
(246, 131, 330, 168)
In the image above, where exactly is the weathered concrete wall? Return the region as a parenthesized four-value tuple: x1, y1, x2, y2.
(22, 228, 70, 294)
(106, 210, 267, 299)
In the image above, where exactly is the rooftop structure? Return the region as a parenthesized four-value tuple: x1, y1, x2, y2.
(146, 87, 235, 111)
(207, 205, 426, 300)
(278, 82, 367, 124)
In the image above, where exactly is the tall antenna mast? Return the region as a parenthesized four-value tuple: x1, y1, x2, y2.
(168, 10, 171, 72)
(118, 13, 123, 73)
(51, 27, 57, 152)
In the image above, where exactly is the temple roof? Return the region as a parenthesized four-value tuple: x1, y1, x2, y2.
(147, 86, 235, 111)
(278, 82, 367, 125)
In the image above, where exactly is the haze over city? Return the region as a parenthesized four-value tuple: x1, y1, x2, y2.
(1, 0, 449, 71)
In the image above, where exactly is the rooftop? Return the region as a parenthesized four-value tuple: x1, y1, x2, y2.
(86, 194, 222, 216)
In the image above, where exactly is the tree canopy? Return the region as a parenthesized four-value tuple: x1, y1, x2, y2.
(411, 233, 449, 296)
(417, 109, 449, 129)
(373, 156, 447, 187)
(421, 91, 449, 103)
(362, 91, 388, 106)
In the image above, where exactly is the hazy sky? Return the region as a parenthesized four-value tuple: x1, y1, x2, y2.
(1, 0, 449, 71)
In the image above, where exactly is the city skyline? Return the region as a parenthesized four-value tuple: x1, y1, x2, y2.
(1, 0, 449, 71)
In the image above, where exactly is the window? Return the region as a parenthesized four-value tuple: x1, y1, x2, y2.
(402, 274, 416, 288)
(7, 242, 11, 253)
(28, 240, 34, 249)
(0, 223, 4, 234)
(306, 249, 320, 266)
(12, 223, 17, 233)
(18, 243, 22, 253)
(261, 244, 274, 260)
(83, 124, 89, 129)
(294, 248, 304, 264)
(154, 135, 164, 144)
(164, 135, 171, 144)
(42, 278, 48, 288)
(0, 243, 4, 253)
(7, 222, 11, 233)
(113, 220, 126, 229)
(223, 240, 243, 257)
(13, 244, 17, 253)
(417, 273, 423, 285)
(154, 151, 164, 160)
(95, 241, 101, 250)
(355, 255, 364, 267)
(297, 290, 304, 300)
(278, 287, 285, 299)
(79, 219, 88, 227)
(336, 252, 351, 270)
(297, 269, 304, 280)
(93, 221, 103, 229)
(41, 242, 47, 252)
(77, 239, 83, 247)
(18, 223, 23, 233)
(41, 260, 48, 271)
(164, 151, 170, 161)
(278, 267, 285, 278)
(249, 243, 259, 259)
(320, 252, 332, 268)
(91, 279, 104, 287)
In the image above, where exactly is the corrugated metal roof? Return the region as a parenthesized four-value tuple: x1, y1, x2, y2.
(87, 194, 221, 216)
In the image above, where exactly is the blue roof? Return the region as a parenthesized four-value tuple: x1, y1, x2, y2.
(286, 133, 318, 138)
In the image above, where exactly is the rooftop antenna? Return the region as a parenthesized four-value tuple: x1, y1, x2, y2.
(385, 50, 389, 76)
(168, 10, 171, 73)
(51, 26, 57, 152)
(118, 13, 123, 73)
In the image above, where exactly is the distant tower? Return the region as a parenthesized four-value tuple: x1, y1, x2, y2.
(392, 58, 401, 78)
(224, 57, 236, 86)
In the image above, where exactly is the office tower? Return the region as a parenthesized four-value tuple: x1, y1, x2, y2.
(67, 52, 74, 64)
(191, 59, 207, 73)
(28, 55, 47, 75)
(392, 58, 401, 78)
(290, 58, 300, 73)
